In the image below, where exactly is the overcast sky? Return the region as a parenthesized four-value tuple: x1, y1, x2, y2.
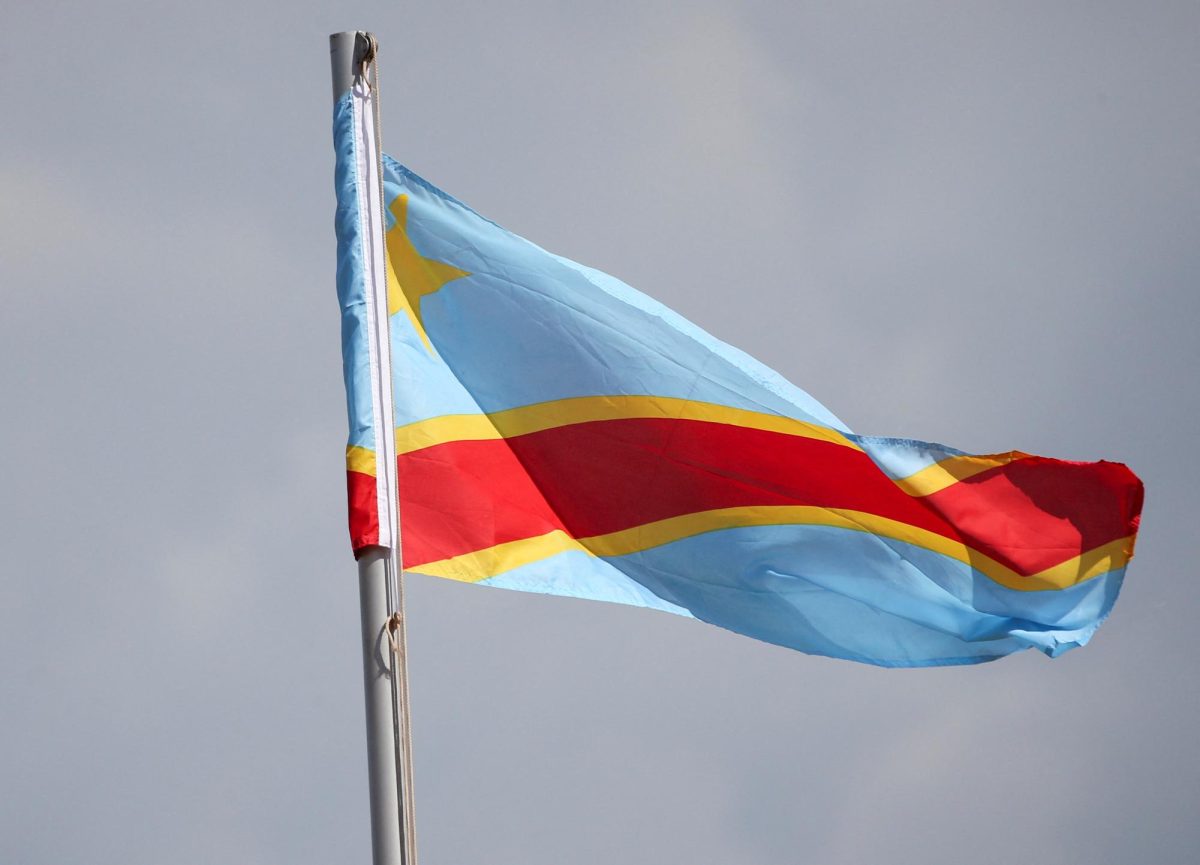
(2, 2, 1198, 863)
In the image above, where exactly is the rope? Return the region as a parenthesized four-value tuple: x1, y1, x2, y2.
(360, 32, 418, 865)
(385, 604, 418, 865)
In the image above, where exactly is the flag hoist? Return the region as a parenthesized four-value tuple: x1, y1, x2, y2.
(330, 31, 417, 865)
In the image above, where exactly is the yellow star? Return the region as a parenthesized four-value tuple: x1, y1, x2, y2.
(385, 194, 470, 350)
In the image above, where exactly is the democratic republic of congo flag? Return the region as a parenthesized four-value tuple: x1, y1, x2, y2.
(333, 89, 1143, 668)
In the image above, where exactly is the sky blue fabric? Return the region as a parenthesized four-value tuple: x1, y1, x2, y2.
(381, 156, 848, 430)
(332, 93, 376, 454)
(442, 524, 1123, 667)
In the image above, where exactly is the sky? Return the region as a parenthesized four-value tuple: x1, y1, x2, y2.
(2, 2, 1198, 863)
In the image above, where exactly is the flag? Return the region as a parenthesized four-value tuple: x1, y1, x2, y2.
(333, 88, 1143, 667)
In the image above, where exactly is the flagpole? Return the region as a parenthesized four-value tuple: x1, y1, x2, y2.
(331, 31, 416, 865)
(356, 548, 409, 865)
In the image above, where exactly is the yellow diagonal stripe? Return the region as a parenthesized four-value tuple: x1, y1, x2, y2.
(411, 530, 588, 584)
(410, 505, 1135, 593)
(360, 400, 1053, 504)
(394, 395, 857, 455)
(892, 451, 1031, 496)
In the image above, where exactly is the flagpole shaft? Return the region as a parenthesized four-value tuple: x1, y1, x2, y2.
(332, 30, 411, 865)
(358, 548, 406, 865)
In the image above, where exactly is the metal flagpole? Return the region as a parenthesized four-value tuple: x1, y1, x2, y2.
(330, 31, 418, 865)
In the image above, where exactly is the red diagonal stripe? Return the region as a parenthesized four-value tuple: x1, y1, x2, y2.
(397, 417, 1141, 576)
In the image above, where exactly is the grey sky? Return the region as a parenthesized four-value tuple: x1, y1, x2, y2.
(2, 2, 1197, 863)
